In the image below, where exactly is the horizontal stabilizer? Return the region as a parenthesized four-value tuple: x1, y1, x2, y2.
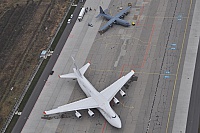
(80, 63, 90, 75)
(59, 73, 76, 79)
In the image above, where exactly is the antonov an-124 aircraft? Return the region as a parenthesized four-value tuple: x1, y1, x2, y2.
(44, 57, 135, 128)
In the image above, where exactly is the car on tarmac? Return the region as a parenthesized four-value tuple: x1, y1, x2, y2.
(67, 19, 71, 24)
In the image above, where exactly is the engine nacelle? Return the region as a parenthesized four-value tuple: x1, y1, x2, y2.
(75, 111, 82, 118)
(120, 89, 126, 97)
(113, 97, 119, 104)
(88, 109, 94, 117)
(120, 15, 124, 18)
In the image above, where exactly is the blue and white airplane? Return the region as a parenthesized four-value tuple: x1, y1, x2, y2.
(96, 6, 131, 33)
(44, 57, 135, 128)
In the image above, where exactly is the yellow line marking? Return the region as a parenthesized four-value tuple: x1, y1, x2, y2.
(89, 68, 175, 76)
(104, 42, 156, 49)
(120, 102, 134, 109)
(94, 34, 148, 44)
(165, 0, 193, 132)
(143, 16, 188, 19)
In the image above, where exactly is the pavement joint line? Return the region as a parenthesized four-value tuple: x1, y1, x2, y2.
(143, 16, 188, 19)
(89, 68, 176, 75)
(104, 43, 156, 49)
(136, 4, 145, 25)
(165, 0, 193, 132)
(94, 34, 147, 43)
(141, 24, 155, 68)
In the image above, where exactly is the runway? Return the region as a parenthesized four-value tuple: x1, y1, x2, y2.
(15, 0, 200, 132)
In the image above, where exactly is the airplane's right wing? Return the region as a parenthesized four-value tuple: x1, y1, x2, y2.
(100, 70, 134, 102)
(99, 18, 115, 32)
(44, 97, 99, 115)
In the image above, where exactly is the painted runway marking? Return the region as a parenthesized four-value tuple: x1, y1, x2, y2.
(170, 47, 176, 50)
(164, 75, 170, 79)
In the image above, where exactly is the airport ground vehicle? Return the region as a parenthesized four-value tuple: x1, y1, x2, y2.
(78, 7, 85, 21)
(67, 19, 71, 24)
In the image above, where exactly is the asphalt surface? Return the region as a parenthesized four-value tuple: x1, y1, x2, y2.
(185, 39, 200, 133)
(11, 2, 85, 133)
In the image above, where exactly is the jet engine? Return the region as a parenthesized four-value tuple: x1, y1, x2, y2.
(88, 109, 94, 117)
(109, 24, 113, 27)
(120, 89, 126, 97)
(75, 111, 82, 118)
(120, 15, 124, 18)
(113, 97, 120, 104)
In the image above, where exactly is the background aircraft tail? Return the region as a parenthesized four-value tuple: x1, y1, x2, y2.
(96, 6, 107, 18)
(59, 57, 90, 79)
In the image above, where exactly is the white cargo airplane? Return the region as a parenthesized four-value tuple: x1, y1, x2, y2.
(44, 57, 134, 128)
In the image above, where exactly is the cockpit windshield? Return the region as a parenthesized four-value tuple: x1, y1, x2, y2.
(112, 115, 116, 118)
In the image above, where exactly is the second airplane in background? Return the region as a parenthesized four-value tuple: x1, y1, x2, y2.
(44, 57, 135, 128)
(96, 6, 131, 33)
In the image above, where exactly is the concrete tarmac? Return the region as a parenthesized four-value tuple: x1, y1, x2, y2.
(14, 0, 200, 133)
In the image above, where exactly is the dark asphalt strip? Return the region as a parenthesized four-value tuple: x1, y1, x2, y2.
(11, 2, 84, 133)
(185, 38, 200, 133)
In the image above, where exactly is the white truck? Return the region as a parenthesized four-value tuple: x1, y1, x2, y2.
(78, 7, 85, 21)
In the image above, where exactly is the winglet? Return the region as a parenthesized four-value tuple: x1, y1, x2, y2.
(58, 75, 60, 78)
(131, 70, 135, 75)
(43, 111, 46, 115)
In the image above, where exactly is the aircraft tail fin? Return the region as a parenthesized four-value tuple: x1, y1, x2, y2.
(71, 56, 82, 77)
(96, 6, 106, 18)
(100, 6, 105, 14)
(59, 57, 90, 79)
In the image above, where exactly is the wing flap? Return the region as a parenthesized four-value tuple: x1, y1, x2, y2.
(100, 70, 134, 102)
(44, 97, 99, 115)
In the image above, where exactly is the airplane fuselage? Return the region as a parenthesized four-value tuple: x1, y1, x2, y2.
(74, 68, 122, 128)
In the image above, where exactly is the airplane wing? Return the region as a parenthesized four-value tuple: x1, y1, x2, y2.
(44, 97, 99, 115)
(115, 6, 131, 18)
(100, 70, 134, 102)
(99, 18, 115, 32)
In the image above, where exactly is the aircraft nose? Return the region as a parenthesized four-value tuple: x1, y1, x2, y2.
(114, 117, 122, 128)
(115, 122, 122, 128)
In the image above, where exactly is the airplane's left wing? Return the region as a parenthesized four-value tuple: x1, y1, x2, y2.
(100, 70, 134, 102)
(115, 6, 131, 18)
(44, 97, 99, 115)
